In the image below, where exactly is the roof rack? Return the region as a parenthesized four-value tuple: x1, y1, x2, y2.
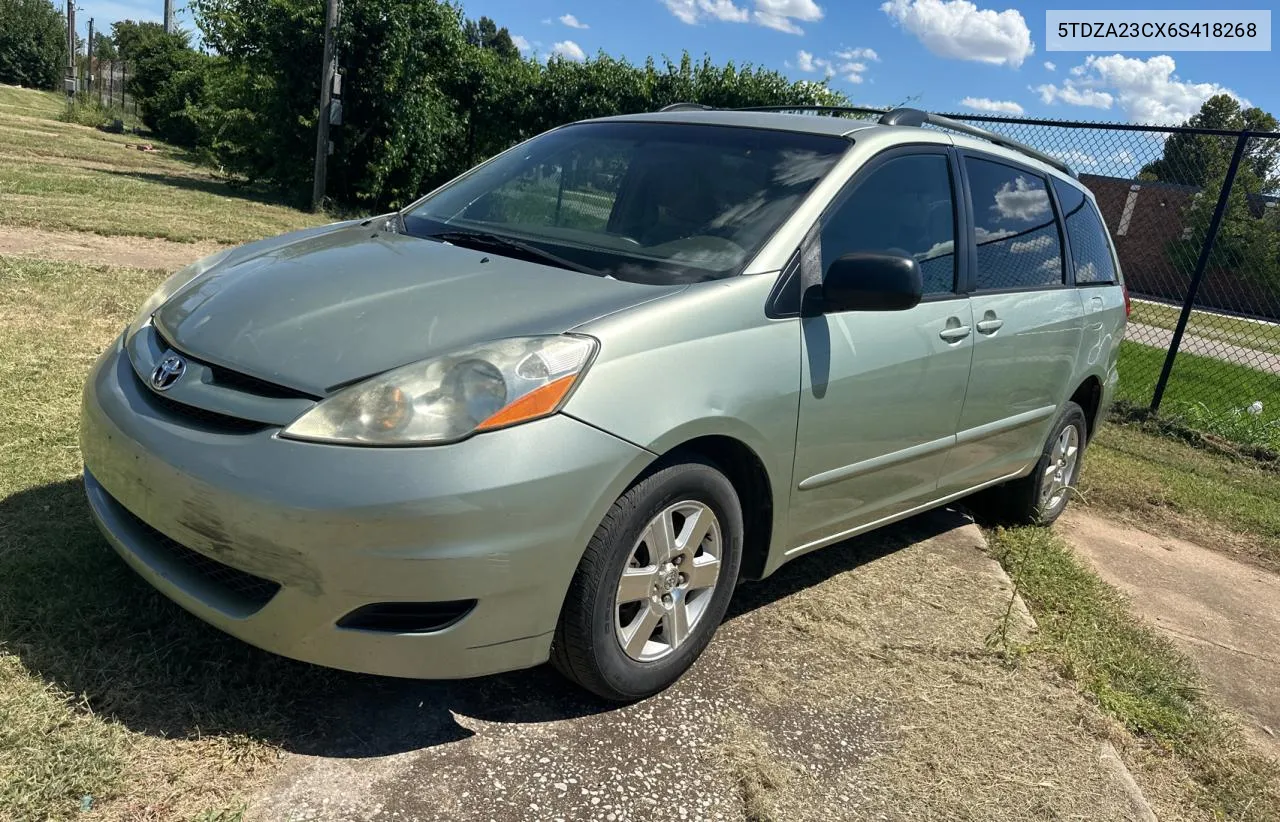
(878, 108, 1077, 178)
(655, 103, 1078, 178)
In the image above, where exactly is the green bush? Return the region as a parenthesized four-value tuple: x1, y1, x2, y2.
(0, 0, 66, 90)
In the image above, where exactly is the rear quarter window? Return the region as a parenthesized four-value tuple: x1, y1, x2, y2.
(1053, 178, 1118, 285)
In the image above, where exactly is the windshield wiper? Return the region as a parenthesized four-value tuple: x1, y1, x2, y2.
(427, 230, 604, 277)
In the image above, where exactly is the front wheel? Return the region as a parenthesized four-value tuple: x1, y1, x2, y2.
(551, 458, 743, 702)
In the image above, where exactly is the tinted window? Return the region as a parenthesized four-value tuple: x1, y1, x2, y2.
(403, 122, 848, 285)
(965, 157, 1063, 290)
(1053, 178, 1117, 284)
(821, 153, 957, 296)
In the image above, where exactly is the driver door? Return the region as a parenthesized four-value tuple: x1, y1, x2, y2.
(788, 147, 975, 553)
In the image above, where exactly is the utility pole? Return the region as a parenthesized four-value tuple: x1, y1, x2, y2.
(64, 0, 76, 102)
(86, 18, 94, 97)
(163, 0, 174, 33)
(311, 0, 340, 212)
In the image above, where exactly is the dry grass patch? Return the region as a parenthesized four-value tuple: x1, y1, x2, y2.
(0, 257, 349, 820)
(712, 513, 1145, 821)
(0, 85, 326, 245)
(1080, 422, 1280, 571)
(987, 525, 1280, 821)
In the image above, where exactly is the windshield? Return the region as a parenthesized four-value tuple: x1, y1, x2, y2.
(401, 121, 849, 284)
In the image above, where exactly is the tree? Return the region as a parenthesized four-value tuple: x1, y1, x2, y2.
(128, 30, 205, 132)
(93, 31, 117, 62)
(0, 0, 67, 90)
(111, 20, 189, 61)
(463, 16, 518, 61)
(1146, 96, 1280, 285)
(1140, 94, 1279, 190)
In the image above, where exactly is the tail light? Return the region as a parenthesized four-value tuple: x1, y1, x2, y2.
(1122, 284, 1131, 318)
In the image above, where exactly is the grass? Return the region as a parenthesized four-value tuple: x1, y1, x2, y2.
(0, 256, 353, 819)
(987, 525, 1280, 821)
(0, 84, 334, 820)
(1080, 422, 1280, 570)
(1131, 298, 1280, 358)
(1117, 339, 1280, 453)
(0, 84, 62, 119)
(0, 87, 327, 245)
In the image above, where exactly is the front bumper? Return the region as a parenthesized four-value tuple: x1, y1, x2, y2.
(80, 337, 653, 679)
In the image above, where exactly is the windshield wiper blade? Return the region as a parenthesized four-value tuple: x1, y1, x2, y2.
(428, 230, 604, 277)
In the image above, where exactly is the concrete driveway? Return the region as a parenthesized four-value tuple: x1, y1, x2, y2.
(253, 510, 1146, 822)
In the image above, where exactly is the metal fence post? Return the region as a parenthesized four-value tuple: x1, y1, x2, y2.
(1148, 131, 1251, 414)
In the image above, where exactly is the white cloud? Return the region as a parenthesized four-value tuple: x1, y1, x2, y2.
(511, 34, 532, 54)
(1049, 54, 1246, 124)
(1035, 82, 1113, 109)
(661, 0, 750, 25)
(753, 0, 824, 34)
(836, 47, 879, 62)
(1051, 149, 1098, 168)
(796, 48, 875, 83)
(551, 40, 586, 61)
(559, 13, 588, 28)
(881, 0, 1034, 68)
(664, 0, 821, 33)
(839, 61, 870, 83)
(1043, 60, 1056, 71)
(960, 96, 1024, 115)
(1010, 235, 1053, 253)
(993, 177, 1050, 221)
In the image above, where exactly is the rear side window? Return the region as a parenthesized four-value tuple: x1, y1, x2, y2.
(964, 157, 1064, 291)
(821, 153, 957, 296)
(1053, 179, 1117, 285)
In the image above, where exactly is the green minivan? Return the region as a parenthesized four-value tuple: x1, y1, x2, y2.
(80, 106, 1128, 701)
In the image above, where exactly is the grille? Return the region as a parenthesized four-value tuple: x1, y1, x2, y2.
(113, 497, 282, 611)
(142, 385, 271, 434)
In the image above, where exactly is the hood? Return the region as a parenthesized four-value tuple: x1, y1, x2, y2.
(154, 222, 681, 395)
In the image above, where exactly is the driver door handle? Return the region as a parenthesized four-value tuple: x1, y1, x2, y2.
(939, 325, 971, 342)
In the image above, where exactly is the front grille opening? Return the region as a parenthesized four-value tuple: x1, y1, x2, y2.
(337, 601, 477, 634)
(139, 381, 272, 434)
(113, 499, 282, 611)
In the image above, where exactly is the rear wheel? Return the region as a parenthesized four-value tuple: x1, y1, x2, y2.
(551, 458, 743, 701)
(972, 401, 1087, 526)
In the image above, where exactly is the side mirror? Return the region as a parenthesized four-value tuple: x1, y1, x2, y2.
(821, 252, 923, 313)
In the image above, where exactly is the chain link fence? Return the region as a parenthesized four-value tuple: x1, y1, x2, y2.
(765, 107, 1280, 455)
(79, 58, 136, 117)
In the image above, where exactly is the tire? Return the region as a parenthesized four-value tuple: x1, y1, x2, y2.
(551, 458, 744, 702)
(974, 401, 1088, 527)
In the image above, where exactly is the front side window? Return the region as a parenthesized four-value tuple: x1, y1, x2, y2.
(965, 157, 1064, 291)
(820, 153, 957, 296)
(1053, 178, 1118, 284)
(402, 122, 849, 285)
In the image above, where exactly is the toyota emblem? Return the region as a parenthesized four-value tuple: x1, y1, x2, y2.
(150, 354, 186, 391)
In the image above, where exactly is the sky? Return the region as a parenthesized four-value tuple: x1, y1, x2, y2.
(84, 0, 1279, 126)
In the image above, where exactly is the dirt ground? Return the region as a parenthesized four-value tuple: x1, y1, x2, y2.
(0, 225, 223, 271)
(1059, 509, 1280, 757)
(252, 509, 1147, 822)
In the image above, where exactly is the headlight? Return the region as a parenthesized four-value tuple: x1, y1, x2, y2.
(280, 335, 598, 446)
(126, 248, 233, 339)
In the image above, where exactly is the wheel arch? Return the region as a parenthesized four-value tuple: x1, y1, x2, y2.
(646, 434, 777, 582)
(1068, 375, 1104, 440)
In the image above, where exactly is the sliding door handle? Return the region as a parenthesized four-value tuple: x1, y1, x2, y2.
(976, 318, 1004, 334)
